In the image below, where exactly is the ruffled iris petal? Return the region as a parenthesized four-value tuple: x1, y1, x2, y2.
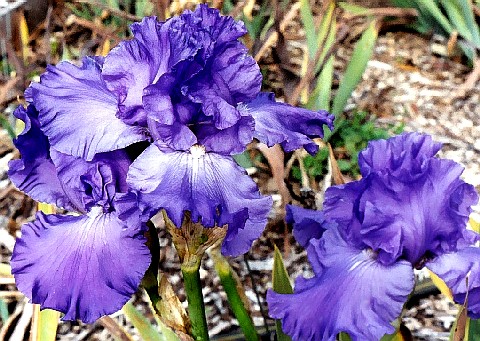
(358, 159, 477, 265)
(193, 4, 247, 45)
(358, 132, 442, 179)
(8, 105, 76, 210)
(286, 205, 334, 248)
(220, 202, 270, 256)
(128, 145, 272, 254)
(427, 247, 480, 318)
(210, 42, 262, 103)
(196, 116, 254, 155)
(239, 92, 334, 154)
(29, 57, 147, 160)
(103, 17, 171, 123)
(267, 227, 414, 341)
(11, 210, 150, 323)
(324, 139, 478, 266)
(50, 149, 131, 211)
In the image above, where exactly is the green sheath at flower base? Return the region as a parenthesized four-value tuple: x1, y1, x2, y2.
(164, 211, 227, 341)
(210, 246, 259, 340)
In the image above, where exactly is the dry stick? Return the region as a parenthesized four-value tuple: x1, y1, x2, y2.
(254, 2, 301, 62)
(45, 5, 53, 65)
(5, 40, 25, 85)
(98, 316, 133, 341)
(68, 16, 119, 40)
(344, 7, 418, 19)
(75, 0, 142, 21)
(243, 254, 270, 334)
(456, 57, 480, 98)
(153, 0, 169, 21)
(288, 24, 349, 107)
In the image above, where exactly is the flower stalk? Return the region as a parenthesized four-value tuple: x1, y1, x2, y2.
(210, 246, 259, 340)
(181, 263, 209, 341)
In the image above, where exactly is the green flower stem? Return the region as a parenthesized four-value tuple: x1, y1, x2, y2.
(181, 262, 209, 341)
(211, 248, 259, 341)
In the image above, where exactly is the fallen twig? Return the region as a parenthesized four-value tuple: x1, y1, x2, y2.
(254, 2, 300, 62)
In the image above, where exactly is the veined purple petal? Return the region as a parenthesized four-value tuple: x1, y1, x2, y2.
(103, 17, 171, 124)
(220, 204, 270, 256)
(29, 57, 147, 160)
(358, 132, 442, 180)
(324, 145, 478, 266)
(196, 115, 254, 155)
(127, 144, 272, 254)
(8, 105, 76, 210)
(239, 92, 334, 154)
(286, 205, 334, 248)
(322, 179, 369, 250)
(427, 247, 480, 318)
(267, 227, 414, 341)
(358, 159, 477, 265)
(11, 210, 150, 323)
(210, 42, 261, 103)
(193, 4, 247, 45)
(50, 149, 131, 212)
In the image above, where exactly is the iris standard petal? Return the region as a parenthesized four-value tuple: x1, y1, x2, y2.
(427, 246, 480, 318)
(196, 115, 255, 155)
(194, 4, 247, 45)
(8, 105, 76, 210)
(358, 159, 477, 265)
(102, 17, 171, 123)
(127, 144, 272, 245)
(267, 227, 414, 341)
(358, 132, 442, 179)
(210, 42, 262, 103)
(11, 210, 150, 323)
(29, 56, 147, 160)
(239, 92, 334, 154)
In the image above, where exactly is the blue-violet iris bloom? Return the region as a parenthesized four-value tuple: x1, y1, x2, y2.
(24, 4, 333, 256)
(9, 5, 333, 323)
(267, 132, 479, 341)
(9, 105, 150, 323)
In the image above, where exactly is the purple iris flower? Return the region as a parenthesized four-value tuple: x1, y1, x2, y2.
(24, 4, 333, 256)
(8, 105, 150, 323)
(8, 5, 333, 323)
(267, 133, 480, 340)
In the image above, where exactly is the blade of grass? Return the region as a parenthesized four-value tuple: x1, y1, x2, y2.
(272, 245, 292, 341)
(314, 1, 335, 74)
(299, 0, 317, 59)
(307, 9, 336, 111)
(439, 0, 471, 41)
(331, 20, 378, 116)
(31, 305, 60, 341)
(467, 317, 480, 340)
(0, 298, 8, 323)
(338, 2, 371, 15)
(29, 203, 60, 341)
(457, 0, 480, 46)
(123, 301, 172, 341)
(0, 115, 15, 139)
(416, 0, 454, 33)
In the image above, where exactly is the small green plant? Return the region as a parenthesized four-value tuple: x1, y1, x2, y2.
(292, 112, 404, 180)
